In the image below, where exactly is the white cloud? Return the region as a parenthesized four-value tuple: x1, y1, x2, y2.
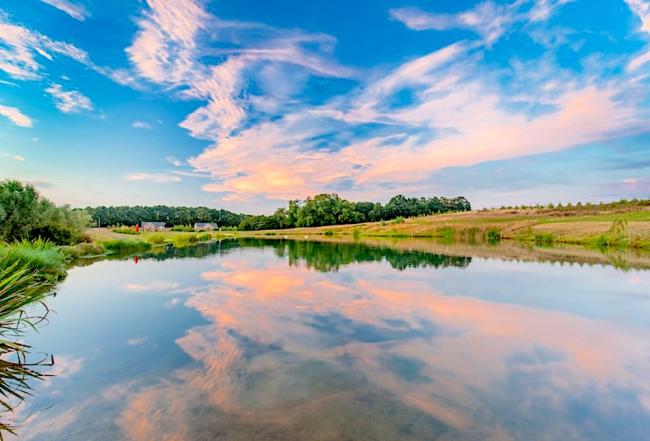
(132, 120, 153, 129)
(2, 152, 27, 161)
(39, 0, 89, 21)
(123, 281, 181, 292)
(390, 3, 513, 45)
(124, 173, 182, 184)
(626, 0, 650, 33)
(45, 83, 93, 113)
(43, 354, 84, 384)
(528, 0, 573, 22)
(0, 12, 91, 80)
(166, 156, 183, 167)
(126, 337, 148, 346)
(0, 12, 143, 93)
(0, 104, 33, 127)
(628, 49, 650, 71)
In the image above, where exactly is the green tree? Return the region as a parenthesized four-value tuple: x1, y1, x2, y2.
(0, 181, 39, 242)
(0, 180, 90, 244)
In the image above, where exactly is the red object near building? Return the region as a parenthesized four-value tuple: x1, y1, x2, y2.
(135, 224, 140, 233)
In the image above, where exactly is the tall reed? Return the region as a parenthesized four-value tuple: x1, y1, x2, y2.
(0, 254, 56, 438)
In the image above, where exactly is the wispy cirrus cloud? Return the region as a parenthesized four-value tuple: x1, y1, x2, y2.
(0, 11, 90, 80)
(0, 9, 141, 99)
(0, 104, 32, 127)
(389, 0, 570, 45)
(124, 172, 182, 184)
(125, 0, 354, 141)
(39, 0, 89, 21)
(132, 120, 153, 129)
(45, 83, 92, 113)
(625, 0, 650, 72)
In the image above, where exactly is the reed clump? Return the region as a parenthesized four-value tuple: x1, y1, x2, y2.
(0, 253, 56, 437)
(0, 240, 66, 282)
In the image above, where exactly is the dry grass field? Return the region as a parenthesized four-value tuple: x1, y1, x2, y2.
(240, 200, 650, 250)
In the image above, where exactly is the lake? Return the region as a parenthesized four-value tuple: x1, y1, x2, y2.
(12, 239, 650, 440)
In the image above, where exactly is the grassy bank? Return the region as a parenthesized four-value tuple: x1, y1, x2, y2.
(84, 229, 234, 256)
(237, 200, 650, 251)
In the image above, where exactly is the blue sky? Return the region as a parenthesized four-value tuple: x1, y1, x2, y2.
(0, 0, 648, 213)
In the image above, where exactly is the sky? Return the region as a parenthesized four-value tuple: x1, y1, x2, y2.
(0, 0, 649, 213)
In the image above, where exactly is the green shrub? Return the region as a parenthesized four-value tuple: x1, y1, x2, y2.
(534, 233, 555, 246)
(391, 216, 405, 224)
(102, 239, 151, 254)
(171, 225, 194, 232)
(484, 228, 502, 244)
(323, 229, 334, 236)
(145, 233, 167, 245)
(111, 227, 139, 235)
(438, 227, 456, 242)
(169, 234, 195, 248)
(60, 242, 106, 259)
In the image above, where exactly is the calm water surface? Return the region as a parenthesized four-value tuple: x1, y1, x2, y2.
(13, 239, 650, 440)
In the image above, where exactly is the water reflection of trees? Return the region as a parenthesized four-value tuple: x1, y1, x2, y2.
(275, 241, 471, 272)
(132, 239, 472, 272)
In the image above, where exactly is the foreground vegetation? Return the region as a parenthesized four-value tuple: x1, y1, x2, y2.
(239, 199, 650, 251)
(0, 248, 58, 438)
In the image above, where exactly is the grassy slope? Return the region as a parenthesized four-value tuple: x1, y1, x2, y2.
(240, 201, 650, 250)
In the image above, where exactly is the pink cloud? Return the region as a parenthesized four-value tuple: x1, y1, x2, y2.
(0, 104, 33, 127)
(189, 42, 647, 202)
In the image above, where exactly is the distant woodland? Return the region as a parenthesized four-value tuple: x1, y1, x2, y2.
(83, 194, 471, 231)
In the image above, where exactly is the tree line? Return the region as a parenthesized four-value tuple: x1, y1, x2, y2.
(83, 205, 244, 228)
(239, 193, 471, 230)
(1, 180, 470, 237)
